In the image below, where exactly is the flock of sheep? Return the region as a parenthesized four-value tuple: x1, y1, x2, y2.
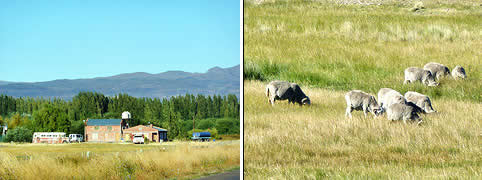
(404, 62, 467, 86)
(265, 62, 467, 124)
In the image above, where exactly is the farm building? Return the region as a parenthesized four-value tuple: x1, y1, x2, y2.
(123, 124, 168, 142)
(84, 112, 168, 143)
(84, 119, 125, 142)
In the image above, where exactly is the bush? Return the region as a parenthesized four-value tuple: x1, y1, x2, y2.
(144, 136, 149, 144)
(197, 119, 216, 129)
(215, 118, 240, 134)
(4, 126, 33, 143)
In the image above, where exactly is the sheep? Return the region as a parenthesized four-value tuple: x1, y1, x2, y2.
(378, 88, 406, 110)
(387, 102, 423, 124)
(345, 90, 382, 118)
(266, 80, 310, 106)
(404, 67, 439, 86)
(404, 91, 436, 114)
(423, 62, 450, 80)
(451, 65, 467, 80)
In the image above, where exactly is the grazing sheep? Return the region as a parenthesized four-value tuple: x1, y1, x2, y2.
(387, 102, 423, 124)
(345, 90, 382, 118)
(404, 67, 439, 86)
(404, 91, 436, 114)
(452, 65, 467, 79)
(423, 62, 450, 80)
(265, 80, 310, 106)
(378, 88, 406, 110)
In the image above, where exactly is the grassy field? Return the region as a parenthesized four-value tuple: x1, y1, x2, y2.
(0, 141, 240, 179)
(244, 0, 481, 179)
(244, 0, 481, 102)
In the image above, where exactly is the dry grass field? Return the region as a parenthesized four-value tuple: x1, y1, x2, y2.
(244, 0, 481, 179)
(245, 81, 480, 179)
(0, 141, 240, 179)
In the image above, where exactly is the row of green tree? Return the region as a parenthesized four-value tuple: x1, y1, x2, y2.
(0, 92, 240, 141)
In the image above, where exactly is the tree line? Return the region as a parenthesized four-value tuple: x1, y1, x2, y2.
(0, 92, 239, 141)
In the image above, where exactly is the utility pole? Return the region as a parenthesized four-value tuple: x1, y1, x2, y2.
(192, 115, 195, 133)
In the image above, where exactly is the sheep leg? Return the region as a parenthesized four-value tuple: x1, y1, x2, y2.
(345, 106, 353, 119)
(436, 73, 442, 80)
(270, 96, 276, 106)
(363, 105, 368, 118)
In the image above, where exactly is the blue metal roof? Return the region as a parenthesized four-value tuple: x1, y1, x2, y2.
(87, 119, 121, 126)
(150, 126, 168, 132)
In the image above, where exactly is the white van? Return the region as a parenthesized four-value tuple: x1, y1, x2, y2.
(69, 134, 83, 143)
(133, 134, 145, 144)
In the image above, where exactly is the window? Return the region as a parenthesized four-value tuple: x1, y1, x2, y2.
(107, 126, 112, 131)
(95, 126, 100, 130)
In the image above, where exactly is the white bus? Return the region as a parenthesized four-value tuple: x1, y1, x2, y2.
(32, 132, 69, 144)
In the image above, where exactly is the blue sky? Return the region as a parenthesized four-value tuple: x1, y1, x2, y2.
(0, 1, 240, 82)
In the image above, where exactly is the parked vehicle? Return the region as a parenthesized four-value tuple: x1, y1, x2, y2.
(191, 132, 211, 142)
(32, 132, 69, 144)
(133, 134, 145, 144)
(68, 134, 83, 143)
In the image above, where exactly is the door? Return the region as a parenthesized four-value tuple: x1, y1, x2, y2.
(92, 133, 98, 141)
(153, 133, 158, 142)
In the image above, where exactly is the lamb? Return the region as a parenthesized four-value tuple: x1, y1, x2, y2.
(451, 65, 467, 80)
(345, 90, 382, 118)
(265, 80, 310, 106)
(404, 67, 439, 86)
(404, 91, 436, 114)
(423, 62, 450, 80)
(378, 88, 406, 110)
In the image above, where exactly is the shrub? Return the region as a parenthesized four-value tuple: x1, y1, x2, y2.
(216, 118, 240, 134)
(144, 136, 149, 144)
(4, 126, 33, 142)
(197, 119, 216, 130)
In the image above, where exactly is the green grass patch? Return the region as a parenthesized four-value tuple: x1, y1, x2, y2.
(245, 0, 482, 102)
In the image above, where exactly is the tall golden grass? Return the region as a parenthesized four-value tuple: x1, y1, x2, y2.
(244, 80, 481, 179)
(0, 141, 239, 179)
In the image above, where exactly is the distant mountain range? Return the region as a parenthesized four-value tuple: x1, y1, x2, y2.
(0, 81, 15, 85)
(0, 65, 240, 99)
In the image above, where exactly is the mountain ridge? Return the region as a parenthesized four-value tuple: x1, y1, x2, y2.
(0, 65, 240, 99)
